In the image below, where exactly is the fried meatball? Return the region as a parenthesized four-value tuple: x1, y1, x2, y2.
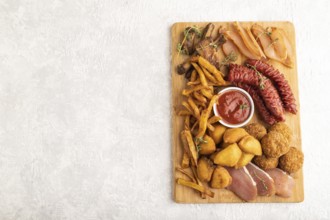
(253, 155, 279, 170)
(268, 122, 292, 144)
(244, 123, 267, 140)
(261, 131, 289, 158)
(279, 147, 304, 173)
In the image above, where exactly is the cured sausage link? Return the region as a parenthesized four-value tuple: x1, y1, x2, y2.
(228, 64, 285, 121)
(235, 83, 277, 125)
(246, 59, 297, 114)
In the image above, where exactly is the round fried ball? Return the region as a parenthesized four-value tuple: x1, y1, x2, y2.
(261, 131, 289, 158)
(268, 122, 292, 144)
(279, 147, 304, 173)
(253, 155, 279, 170)
(244, 123, 267, 140)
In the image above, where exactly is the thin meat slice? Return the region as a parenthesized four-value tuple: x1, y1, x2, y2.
(246, 163, 275, 196)
(226, 167, 257, 201)
(266, 168, 295, 198)
(246, 59, 297, 114)
(225, 31, 259, 59)
(233, 21, 264, 59)
(235, 83, 277, 125)
(228, 64, 285, 121)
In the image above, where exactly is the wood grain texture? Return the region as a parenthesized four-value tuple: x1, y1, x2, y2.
(171, 22, 304, 203)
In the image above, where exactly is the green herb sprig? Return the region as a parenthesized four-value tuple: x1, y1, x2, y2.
(219, 51, 238, 69)
(177, 26, 203, 55)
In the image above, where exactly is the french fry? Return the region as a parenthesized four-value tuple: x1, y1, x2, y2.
(208, 115, 222, 124)
(191, 120, 198, 132)
(191, 166, 215, 198)
(196, 95, 219, 138)
(181, 153, 190, 168)
(190, 166, 206, 199)
(175, 167, 195, 182)
(193, 91, 207, 103)
(184, 116, 190, 130)
(176, 178, 214, 198)
(191, 63, 208, 86)
(201, 66, 217, 83)
(207, 123, 215, 131)
(187, 79, 201, 86)
(201, 89, 213, 99)
(194, 100, 206, 108)
(207, 95, 219, 115)
(209, 85, 214, 94)
(182, 101, 193, 114)
(182, 130, 198, 166)
(182, 85, 208, 96)
(198, 56, 224, 77)
(188, 97, 200, 118)
(178, 110, 191, 116)
(196, 110, 208, 138)
(190, 69, 197, 82)
(197, 56, 227, 85)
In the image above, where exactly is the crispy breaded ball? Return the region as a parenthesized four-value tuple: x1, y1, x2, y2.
(261, 131, 289, 158)
(279, 147, 304, 173)
(268, 122, 292, 144)
(253, 155, 279, 170)
(244, 123, 267, 140)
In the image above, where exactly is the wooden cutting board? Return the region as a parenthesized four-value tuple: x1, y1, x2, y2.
(171, 22, 304, 203)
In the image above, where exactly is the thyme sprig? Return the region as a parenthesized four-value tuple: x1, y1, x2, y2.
(255, 26, 273, 41)
(177, 25, 203, 55)
(239, 103, 249, 110)
(194, 137, 208, 154)
(219, 51, 238, 69)
(246, 64, 266, 90)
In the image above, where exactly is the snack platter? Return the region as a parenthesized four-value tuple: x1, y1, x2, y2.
(171, 22, 304, 203)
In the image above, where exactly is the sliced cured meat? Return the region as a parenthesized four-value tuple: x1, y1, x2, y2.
(225, 31, 259, 59)
(226, 166, 257, 201)
(246, 163, 275, 196)
(246, 59, 297, 114)
(233, 21, 264, 59)
(266, 168, 295, 198)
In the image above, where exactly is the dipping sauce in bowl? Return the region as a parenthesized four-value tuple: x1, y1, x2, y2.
(213, 87, 254, 128)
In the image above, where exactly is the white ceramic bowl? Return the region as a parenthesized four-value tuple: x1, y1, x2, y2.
(213, 87, 254, 128)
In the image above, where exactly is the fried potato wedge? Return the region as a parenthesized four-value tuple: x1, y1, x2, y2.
(208, 124, 227, 144)
(210, 166, 232, 189)
(235, 153, 255, 168)
(213, 143, 242, 167)
(223, 128, 249, 144)
(197, 157, 215, 182)
(238, 135, 262, 155)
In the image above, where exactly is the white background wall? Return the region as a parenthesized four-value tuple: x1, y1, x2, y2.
(0, 0, 329, 219)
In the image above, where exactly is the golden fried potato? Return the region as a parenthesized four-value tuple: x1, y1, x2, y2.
(238, 135, 262, 155)
(261, 131, 289, 158)
(245, 123, 267, 140)
(279, 147, 304, 173)
(209, 149, 220, 162)
(210, 166, 232, 189)
(221, 142, 231, 148)
(235, 153, 255, 168)
(197, 157, 215, 182)
(268, 122, 292, 144)
(213, 143, 242, 166)
(223, 128, 249, 144)
(253, 155, 279, 170)
(199, 135, 216, 155)
(208, 124, 227, 144)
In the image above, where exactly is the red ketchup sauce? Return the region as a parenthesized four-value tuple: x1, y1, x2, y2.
(216, 90, 251, 125)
